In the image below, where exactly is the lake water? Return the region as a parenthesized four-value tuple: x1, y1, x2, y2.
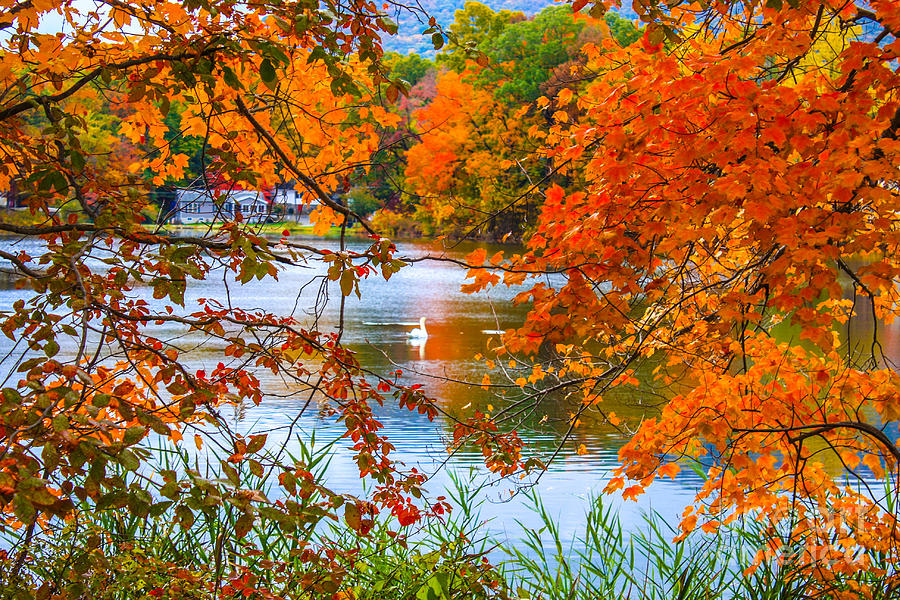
(0, 234, 815, 552)
(246, 238, 704, 544)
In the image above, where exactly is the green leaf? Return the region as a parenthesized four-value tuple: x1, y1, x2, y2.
(340, 270, 355, 297)
(160, 481, 179, 499)
(259, 58, 277, 87)
(2, 388, 22, 404)
(70, 150, 85, 171)
(246, 434, 267, 454)
(415, 584, 437, 600)
(123, 426, 146, 446)
(13, 495, 36, 524)
(43, 340, 59, 358)
(149, 500, 173, 517)
(432, 33, 444, 50)
(28, 486, 58, 507)
(51, 414, 69, 432)
(176, 504, 195, 528)
(146, 417, 171, 436)
(266, 44, 290, 65)
(234, 512, 254, 538)
(273, 15, 290, 31)
(280, 470, 296, 495)
(307, 45, 327, 64)
(221, 460, 240, 486)
(128, 488, 153, 517)
(117, 449, 141, 471)
(380, 18, 398, 35)
(97, 489, 128, 510)
(222, 66, 242, 90)
(38, 171, 67, 193)
(429, 572, 450, 597)
(41, 444, 59, 470)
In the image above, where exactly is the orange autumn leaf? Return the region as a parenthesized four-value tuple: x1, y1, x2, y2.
(658, 463, 680, 479)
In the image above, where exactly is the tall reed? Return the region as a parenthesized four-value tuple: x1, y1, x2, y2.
(501, 488, 899, 600)
(5, 441, 897, 599)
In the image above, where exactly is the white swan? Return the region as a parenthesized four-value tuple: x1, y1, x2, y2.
(407, 317, 428, 340)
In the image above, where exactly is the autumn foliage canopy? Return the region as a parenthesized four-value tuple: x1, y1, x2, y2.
(2, 0, 900, 596)
(454, 0, 900, 589)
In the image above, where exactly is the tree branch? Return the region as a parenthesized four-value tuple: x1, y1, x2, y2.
(735, 421, 900, 462)
(0, 249, 46, 278)
(0, 47, 223, 122)
(233, 96, 377, 236)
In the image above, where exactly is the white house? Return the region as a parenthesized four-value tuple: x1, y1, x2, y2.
(167, 182, 326, 225)
(172, 187, 272, 224)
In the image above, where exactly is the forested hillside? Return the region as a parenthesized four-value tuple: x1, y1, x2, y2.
(383, 0, 637, 55)
(362, 3, 642, 241)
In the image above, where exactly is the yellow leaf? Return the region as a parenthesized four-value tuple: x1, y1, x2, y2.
(557, 88, 574, 105)
(465, 248, 487, 267)
(840, 451, 860, 470)
(862, 453, 884, 477)
(604, 476, 625, 494)
(659, 462, 680, 479)
(622, 485, 644, 501)
(309, 206, 339, 236)
(480, 374, 491, 389)
(701, 520, 720, 534)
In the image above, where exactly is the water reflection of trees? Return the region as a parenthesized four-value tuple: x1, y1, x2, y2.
(0, 270, 21, 290)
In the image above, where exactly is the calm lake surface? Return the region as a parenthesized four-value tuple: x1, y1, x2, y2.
(10, 234, 877, 551)
(174, 236, 700, 545)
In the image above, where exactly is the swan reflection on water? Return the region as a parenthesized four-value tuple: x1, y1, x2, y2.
(406, 317, 427, 360)
(409, 336, 426, 360)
